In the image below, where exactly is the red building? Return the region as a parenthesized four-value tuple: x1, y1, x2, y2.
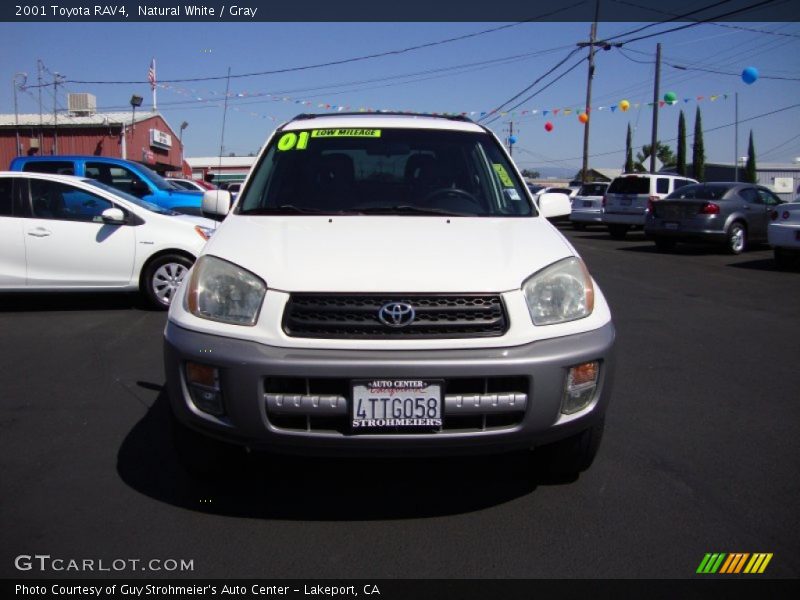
(0, 109, 187, 174)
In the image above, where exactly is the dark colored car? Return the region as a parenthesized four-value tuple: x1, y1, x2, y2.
(645, 182, 784, 254)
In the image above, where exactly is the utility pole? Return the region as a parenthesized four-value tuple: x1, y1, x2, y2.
(650, 43, 662, 174)
(53, 73, 62, 154)
(12, 72, 27, 157)
(37, 59, 44, 154)
(579, 0, 600, 184)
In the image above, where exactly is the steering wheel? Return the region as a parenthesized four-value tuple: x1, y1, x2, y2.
(423, 187, 478, 204)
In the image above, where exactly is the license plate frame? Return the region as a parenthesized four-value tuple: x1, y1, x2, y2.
(351, 379, 443, 431)
(664, 221, 679, 230)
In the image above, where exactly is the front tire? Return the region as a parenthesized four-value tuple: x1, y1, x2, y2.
(725, 222, 747, 255)
(142, 254, 193, 310)
(532, 418, 605, 476)
(608, 224, 629, 240)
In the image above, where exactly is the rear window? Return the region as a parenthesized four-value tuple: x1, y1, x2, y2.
(239, 127, 534, 217)
(608, 176, 649, 195)
(578, 183, 608, 196)
(666, 184, 732, 201)
(22, 161, 75, 176)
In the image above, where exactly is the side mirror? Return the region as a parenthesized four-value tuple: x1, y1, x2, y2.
(202, 190, 232, 217)
(100, 207, 126, 224)
(537, 192, 572, 219)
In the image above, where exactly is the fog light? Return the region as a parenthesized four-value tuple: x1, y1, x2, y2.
(561, 361, 600, 415)
(185, 362, 224, 416)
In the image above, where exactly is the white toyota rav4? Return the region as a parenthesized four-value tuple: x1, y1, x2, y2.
(164, 113, 615, 475)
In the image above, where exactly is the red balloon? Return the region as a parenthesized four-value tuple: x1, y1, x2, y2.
(544, 121, 554, 132)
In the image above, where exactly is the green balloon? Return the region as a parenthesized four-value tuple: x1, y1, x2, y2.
(664, 91, 677, 105)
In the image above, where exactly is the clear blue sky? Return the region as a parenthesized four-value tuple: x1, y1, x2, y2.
(2, 20, 798, 175)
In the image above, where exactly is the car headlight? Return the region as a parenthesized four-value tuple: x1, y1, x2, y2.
(185, 255, 266, 326)
(522, 257, 594, 325)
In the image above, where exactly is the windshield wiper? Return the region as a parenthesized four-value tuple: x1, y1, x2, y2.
(240, 205, 341, 215)
(352, 205, 474, 217)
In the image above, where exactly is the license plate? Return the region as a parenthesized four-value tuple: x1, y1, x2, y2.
(583, 200, 593, 208)
(620, 197, 632, 207)
(665, 222, 679, 230)
(351, 379, 442, 430)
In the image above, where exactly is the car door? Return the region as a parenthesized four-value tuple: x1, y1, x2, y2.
(739, 187, 768, 240)
(23, 177, 136, 287)
(85, 161, 157, 204)
(0, 177, 28, 288)
(755, 188, 783, 241)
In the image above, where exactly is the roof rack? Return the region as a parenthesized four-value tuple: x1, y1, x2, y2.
(291, 111, 474, 123)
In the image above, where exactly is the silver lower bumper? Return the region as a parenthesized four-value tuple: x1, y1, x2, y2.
(164, 321, 615, 456)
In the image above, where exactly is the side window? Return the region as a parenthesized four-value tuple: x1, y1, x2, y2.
(22, 161, 75, 175)
(30, 179, 114, 222)
(86, 162, 147, 196)
(757, 188, 781, 206)
(656, 178, 670, 194)
(739, 188, 759, 204)
(673, 179, 691, 191)
(0, 177, 13, 216)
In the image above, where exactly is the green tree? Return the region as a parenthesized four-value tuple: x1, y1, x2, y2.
(745, 130, 757, 184)
(693, 106, 705, 182)
(624, 123, 634, 173)
(676, 110, 687, 176)
(635, 142, 675, 171)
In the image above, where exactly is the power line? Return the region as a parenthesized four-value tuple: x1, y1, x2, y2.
(26, 5, 587, 88)
(479, 47, 585, 123)
(609, 0, 800, 38)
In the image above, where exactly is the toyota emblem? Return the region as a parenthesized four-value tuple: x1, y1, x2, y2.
(378, 302, 416, 328)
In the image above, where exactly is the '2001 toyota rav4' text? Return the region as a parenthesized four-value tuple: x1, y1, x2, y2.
(164, 113, 615, 475)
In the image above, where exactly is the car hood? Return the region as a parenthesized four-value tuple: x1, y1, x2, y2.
(172, 213, 219, 228)
(201, 215, 573, 292)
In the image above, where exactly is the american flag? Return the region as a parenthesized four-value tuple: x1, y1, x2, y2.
(148, 58, 156, 91)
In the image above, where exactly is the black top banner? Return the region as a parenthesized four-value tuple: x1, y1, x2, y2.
(2, 0, 798, 22)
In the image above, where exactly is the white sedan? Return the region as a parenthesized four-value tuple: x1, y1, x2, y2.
(769, 202, 800, 269)
(0, 171, 216, 308)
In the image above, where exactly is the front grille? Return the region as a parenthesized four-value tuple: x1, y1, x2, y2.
(283, 294, 508, 339)
(264, 376, 529, 434)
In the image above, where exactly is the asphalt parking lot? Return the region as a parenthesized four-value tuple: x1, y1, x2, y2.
(2, 226, 799, 579)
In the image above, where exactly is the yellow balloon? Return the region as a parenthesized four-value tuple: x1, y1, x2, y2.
(619, 99, 630, 112)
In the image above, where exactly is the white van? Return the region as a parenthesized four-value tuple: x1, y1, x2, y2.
(601, 173, 697, 239)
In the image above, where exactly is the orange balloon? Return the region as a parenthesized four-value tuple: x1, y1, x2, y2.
(578, 113, 589, 124)
(619, 99, 630, 112)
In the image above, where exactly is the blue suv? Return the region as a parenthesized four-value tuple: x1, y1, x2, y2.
(9, 155, 203, 214)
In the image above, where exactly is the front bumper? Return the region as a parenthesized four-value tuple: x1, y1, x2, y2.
(164, 321, 615, 456)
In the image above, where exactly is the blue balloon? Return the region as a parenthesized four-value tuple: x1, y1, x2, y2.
(742, 67, 759, 85)
(509, 135, 517, 145)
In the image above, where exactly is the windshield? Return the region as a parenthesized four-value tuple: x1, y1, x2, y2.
(136, 164, 174, 191)
(84, 179, 178, 214)
(238, 127, 534, 217)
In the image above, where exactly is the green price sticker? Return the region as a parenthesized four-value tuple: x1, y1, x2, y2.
(492, 164, 515, 187)
(311, 129, 382, 138)
(276, 131, 310, 151)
